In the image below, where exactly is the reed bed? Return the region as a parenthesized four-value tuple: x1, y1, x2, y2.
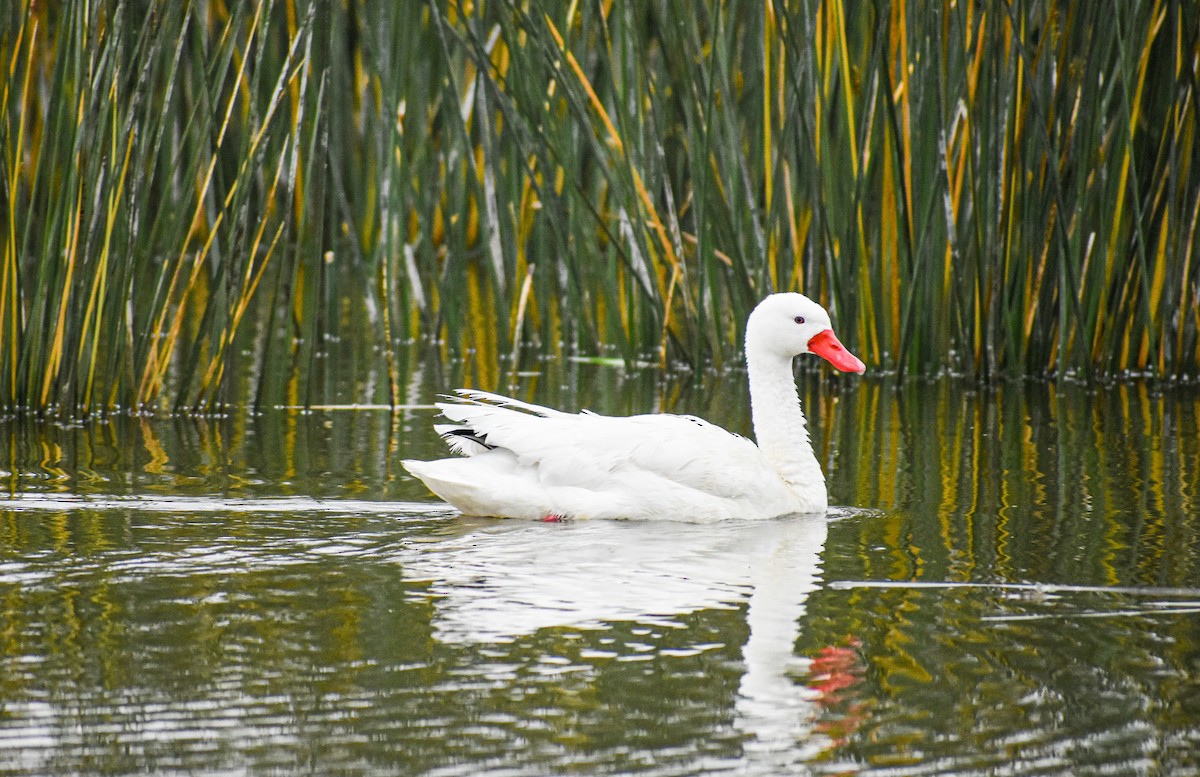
(2, 0, 1198, 413)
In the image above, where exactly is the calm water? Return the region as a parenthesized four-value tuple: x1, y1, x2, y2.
(1, 363, 1199, 775)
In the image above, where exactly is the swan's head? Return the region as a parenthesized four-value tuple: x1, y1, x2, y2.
(745, 293, 866, 373)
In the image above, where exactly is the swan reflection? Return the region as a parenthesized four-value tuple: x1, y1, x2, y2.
(402, 512, 838, 764)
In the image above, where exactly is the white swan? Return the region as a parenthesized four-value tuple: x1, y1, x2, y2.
(401, 293, 865, 520)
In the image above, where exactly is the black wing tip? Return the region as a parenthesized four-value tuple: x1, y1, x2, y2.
(441, 428, 496, 450)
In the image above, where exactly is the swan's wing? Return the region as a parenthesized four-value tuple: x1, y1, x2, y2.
(431, 390, 569, 455)
(599, 413, 773, 499)
(451, 388, 573, 418)
(435, 392, 770, 499)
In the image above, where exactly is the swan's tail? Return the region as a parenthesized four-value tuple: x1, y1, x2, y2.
(401, 457, 544, 520)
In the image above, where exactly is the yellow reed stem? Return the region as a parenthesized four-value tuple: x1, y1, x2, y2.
(1100, 1, 1166, 360)
(2, 13, 37, 398)
(764, 0, 777, 288)
(41, 186, 83, 406)
(659, 264, 681, 370)
(831, 0, 858, 179)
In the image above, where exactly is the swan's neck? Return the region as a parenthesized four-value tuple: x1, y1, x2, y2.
(747, 352, 827, 509)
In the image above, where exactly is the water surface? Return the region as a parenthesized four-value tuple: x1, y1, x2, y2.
(1, 370, 1198, 775)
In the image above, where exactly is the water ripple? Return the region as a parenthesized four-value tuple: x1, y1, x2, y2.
(0, 492, 452, 517)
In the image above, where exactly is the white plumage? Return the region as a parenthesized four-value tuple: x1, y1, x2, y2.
(402, 293, 865, 521)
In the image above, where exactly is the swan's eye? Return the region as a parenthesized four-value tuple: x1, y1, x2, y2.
(793, 316, 805, 324)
